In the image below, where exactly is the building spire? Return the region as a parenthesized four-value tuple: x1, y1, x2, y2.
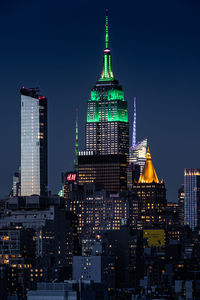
(105, 8, 109, 49)
(99, 9, 114, 81)
(132, 97, 137, 147)
(74, 109, 78, 172)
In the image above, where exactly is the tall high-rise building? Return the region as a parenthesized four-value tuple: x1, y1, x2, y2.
(85, 9, 129, 156)
(129, 138, 147, 173)
(132, 148, 166, 229)
(184, 169, 200, 230)
(20, 87, 48, 196)
(178, 184, 184, 226)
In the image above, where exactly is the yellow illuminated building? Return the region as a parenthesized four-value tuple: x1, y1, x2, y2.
(143, 229, 165, 247)
(138, 148, 159, 184)
(131, 148, 167, 229)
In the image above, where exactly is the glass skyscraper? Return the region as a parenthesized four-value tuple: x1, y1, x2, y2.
(20, 87, 48, 196)
(85, 10, 129, 156)
(184, 169, 200, 230)
(129, 138, 147, 173)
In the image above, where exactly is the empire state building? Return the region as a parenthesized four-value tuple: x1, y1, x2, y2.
(85, 9, 129, 156)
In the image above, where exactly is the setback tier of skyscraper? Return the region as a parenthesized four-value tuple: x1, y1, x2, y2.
(85, 10, 129, 157)
(20, 87, 48, 196)
(78, 151, 127, 191)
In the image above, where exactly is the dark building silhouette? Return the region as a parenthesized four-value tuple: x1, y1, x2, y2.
(78, 152, 127, 191)
(0, 228, 36, 298)
(127, 162, 140, 190)
(0, 196, 80, 297)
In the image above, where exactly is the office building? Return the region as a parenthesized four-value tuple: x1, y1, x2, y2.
(127, 162, 140, 190)
(0, 196, 80, 283)
(78, 151, 127, 191)
(129, 138, 147, 174)
(85, 10, 129, 157)
(103, 227, 143, 289)
(61, 171, 77, 200)
(0, 228, 36, 298)
(12, 171, 20, 196)
(20, 87, 48, 196)
(73, 239, 115, 290)
(184, 169, 200, 230)
(73, 255, 115, 289)
(132, 148, 167, 229)
(166, 202, 179, 226)
(68, 183, 132, 237)
(80, 10, 129, 191)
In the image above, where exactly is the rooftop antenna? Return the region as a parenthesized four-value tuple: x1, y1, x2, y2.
(105, 8, 109, 49)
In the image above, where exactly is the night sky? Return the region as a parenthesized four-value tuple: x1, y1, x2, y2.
(0, 0, 200, 201)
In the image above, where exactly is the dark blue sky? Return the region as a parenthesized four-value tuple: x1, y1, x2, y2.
(0, 0, 200, 201)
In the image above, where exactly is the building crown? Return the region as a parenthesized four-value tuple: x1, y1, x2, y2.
(138, 147, 159, 184)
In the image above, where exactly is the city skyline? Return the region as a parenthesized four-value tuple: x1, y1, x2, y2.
(1, 3, 200, 298)
(1, 1, 200, 201)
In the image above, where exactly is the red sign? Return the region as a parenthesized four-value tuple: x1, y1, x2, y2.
(66, 173, 76, 182)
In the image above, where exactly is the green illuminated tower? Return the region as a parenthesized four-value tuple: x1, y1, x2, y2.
(74, 109, 78, 172)
(86, 9, 129, 156)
